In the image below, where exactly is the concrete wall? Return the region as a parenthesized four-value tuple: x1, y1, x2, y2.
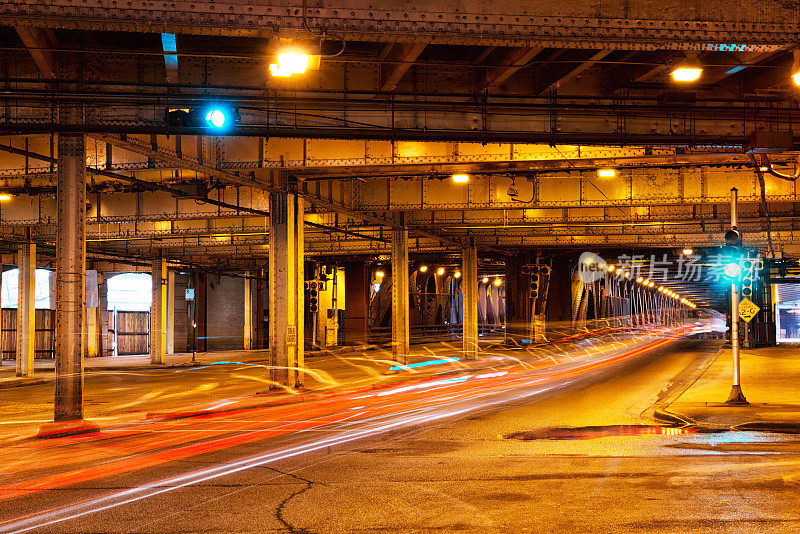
(205, 275, 245, 351)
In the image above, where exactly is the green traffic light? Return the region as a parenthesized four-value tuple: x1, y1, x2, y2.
(723, 262, 741, 278)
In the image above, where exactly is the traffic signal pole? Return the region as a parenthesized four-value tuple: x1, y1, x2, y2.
(726, 187, 748, 405)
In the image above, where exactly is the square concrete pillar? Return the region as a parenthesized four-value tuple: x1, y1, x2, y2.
(390, 228, 410, 363)
(150, 258, 167, 364)
(98, 273, 110, 356)
(243, 271, 253, 350)
(462, 243, 478, 361)
(16, 244, 36, 377)
(256, 269, 265, 349)
(84, 270, 99, 358)
(167, 270, 175, 354)
(269, 189, 304, 387)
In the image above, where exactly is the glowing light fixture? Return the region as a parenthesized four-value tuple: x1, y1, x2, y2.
(671, 52, 703, 82)
(419, 265, 428, 273)
(607, 265, 615, 272)
(205, 109, 227, 129)
(436, 267, 445, 276)
(597, 169, 616, 178)
(0, 194, 12, 201)
(793, 50, 800, 86)
(494, 278, 502, 286)
(482, 277, 489, 284)
(454, 271, 461, 278)
(375, 270, 385, 278)
(269, 63, 292, 77)
(452, 174, 469, 183)
(636, 276, 644, 283)
(682, 248, 693, 255)
(269, 50, 320, 78)
(623, 272, 631, 278)
(723, 261, 741, 278)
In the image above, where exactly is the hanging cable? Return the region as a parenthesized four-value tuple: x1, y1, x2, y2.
(749, 154, 776, 259)
(758, 153, 800, 181)
(301, 0, 346, 57)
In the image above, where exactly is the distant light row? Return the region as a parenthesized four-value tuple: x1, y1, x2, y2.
(375, 268, 503, 286)
(583, 257, 696, 308)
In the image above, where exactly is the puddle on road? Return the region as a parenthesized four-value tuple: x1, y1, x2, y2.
(504, 425, 726, 441)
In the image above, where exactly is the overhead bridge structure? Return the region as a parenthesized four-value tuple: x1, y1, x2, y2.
(0, 0, 797, 421)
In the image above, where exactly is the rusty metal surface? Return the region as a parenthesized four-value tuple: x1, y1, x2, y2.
(3, 1, 799, 50)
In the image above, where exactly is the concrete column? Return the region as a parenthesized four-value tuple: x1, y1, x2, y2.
(462, 244, 478, 360)
(150, 257, 167, 364)
(269, 190, 304, 387)
(344, 262, 369, 345)
(243, 271, 252, 350)
(98, 273, 109, 356)
(16, 244, 36, 377)
(256, 269, 265, 349)
(84, 270, 99, 358)
(166, 270, 175, 354)
(54, 133, 86, 421)
(390, 228, 409, 363)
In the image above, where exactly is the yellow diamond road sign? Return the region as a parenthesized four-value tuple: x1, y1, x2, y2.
(739, 298, 761, 323)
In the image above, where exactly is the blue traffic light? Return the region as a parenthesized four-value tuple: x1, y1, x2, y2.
(204, 106, 231, 130)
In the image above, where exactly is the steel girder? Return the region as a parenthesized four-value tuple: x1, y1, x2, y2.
(1, 90, 796, 146)
(2, 1, 798, 50)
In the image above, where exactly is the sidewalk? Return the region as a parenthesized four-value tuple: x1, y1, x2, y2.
(655, 345, 800, 432)
(0, 351, 207, 389)
(0, 345, 366, 389)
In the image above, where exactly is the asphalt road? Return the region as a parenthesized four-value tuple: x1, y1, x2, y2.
(3, 338, 800, 533)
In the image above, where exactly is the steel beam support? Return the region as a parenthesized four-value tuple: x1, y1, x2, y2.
(54, 132, 86, 422)
(485, 47, 544, 89)
(462, 242, 478, 361)
(537, 49, 613, 95)
(390, 227, 409, 364)
(14, 27, 57, 79)
(269, 187, 305, 388)
(381, 42, 428, 91)
(16, 243, 36, 377)
(4, 2, 794, 51)
(150, 257, 167, 364)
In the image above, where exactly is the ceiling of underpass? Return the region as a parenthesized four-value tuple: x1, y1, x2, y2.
(2, 1, 800, 309)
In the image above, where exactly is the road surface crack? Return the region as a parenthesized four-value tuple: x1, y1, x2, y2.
(269, 467, 318, 534)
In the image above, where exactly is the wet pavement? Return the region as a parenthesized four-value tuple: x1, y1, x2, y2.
(2, 337, 800, 532)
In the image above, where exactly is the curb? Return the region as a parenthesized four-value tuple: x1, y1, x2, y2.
(36, 419, 101, 439)
(0, 377, 48, 389)
(732, 421, 800, 434)
(653, 409, 694, 427)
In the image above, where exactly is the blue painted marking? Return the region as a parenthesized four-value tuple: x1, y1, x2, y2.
(161, 33, 179, 71)
(390, 357, 459, 371)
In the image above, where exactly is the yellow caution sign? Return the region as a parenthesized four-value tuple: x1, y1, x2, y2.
(738, 298, 761, 323)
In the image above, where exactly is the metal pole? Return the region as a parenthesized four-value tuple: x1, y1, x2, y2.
(726, 187, 748, 405)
